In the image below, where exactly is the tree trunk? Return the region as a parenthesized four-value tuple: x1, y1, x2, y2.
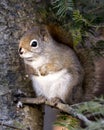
(0, 0, 43, 130)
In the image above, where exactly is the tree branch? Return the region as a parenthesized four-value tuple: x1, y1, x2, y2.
(20, 97, 92, 126)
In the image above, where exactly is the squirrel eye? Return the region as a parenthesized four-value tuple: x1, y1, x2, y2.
(30, 40, 38, 47)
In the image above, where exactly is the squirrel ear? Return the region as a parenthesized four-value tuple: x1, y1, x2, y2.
(39, 26, 49, 42)
(43, 35, 49, 42)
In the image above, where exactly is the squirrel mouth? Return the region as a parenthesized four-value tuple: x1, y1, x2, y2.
(24, 57, 34, 62)
(24, 56, 38, 62)
(20, 54, 34, 61)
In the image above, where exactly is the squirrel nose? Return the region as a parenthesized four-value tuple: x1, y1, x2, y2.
(19, 47, 23, 55)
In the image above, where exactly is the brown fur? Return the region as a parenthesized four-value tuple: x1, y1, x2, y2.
(19, 25, 104, 104)
(19, 25, 84, 104)
(94, 57, 104, 96)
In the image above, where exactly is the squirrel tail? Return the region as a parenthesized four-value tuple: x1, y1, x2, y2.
(47, 24, 73, 48)
(46, 24, 104, 100)
(94, 57, 104, 96)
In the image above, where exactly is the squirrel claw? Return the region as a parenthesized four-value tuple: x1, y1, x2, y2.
(50, 97, 62, 106)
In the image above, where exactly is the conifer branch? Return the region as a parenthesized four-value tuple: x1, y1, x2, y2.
(20, 97, 92, 126)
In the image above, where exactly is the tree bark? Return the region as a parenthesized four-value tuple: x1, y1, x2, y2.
(0, 0, 43, 130)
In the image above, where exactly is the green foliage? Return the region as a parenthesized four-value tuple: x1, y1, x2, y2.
(54, 114, 80, 130)
(85, 120, 104, 130)
(71, 28, 82, 46)
(70, 10, 91, 46)
(51, 0, 104, 49)
(36, 0, 104, 50)
(91, 40, 104, 56)
(75, 98, 104, 116)
(55, 97, 104, 130)
(52, 0, 74, 19)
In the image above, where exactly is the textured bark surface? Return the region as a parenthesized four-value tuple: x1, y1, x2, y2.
(0, 0, 43, 130)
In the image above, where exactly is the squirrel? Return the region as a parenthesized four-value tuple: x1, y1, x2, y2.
(18, 25, 84, 104)
(18, 24, 104, 104)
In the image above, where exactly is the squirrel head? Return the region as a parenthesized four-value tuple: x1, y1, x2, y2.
(19, 26, 51, 61)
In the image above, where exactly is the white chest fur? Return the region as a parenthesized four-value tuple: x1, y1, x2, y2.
(31, 69, 72, 102)
(25, 56, 48, 70)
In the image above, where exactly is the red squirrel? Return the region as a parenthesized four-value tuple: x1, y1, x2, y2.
(19, 25, 104, 104)
(19, 25, 84, 104)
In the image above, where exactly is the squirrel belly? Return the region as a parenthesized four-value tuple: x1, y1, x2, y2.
(31, 69, 72, 103)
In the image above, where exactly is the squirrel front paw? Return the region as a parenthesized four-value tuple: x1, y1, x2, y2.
(39, 63, 62, 76)
(49, 97, 63, 106)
